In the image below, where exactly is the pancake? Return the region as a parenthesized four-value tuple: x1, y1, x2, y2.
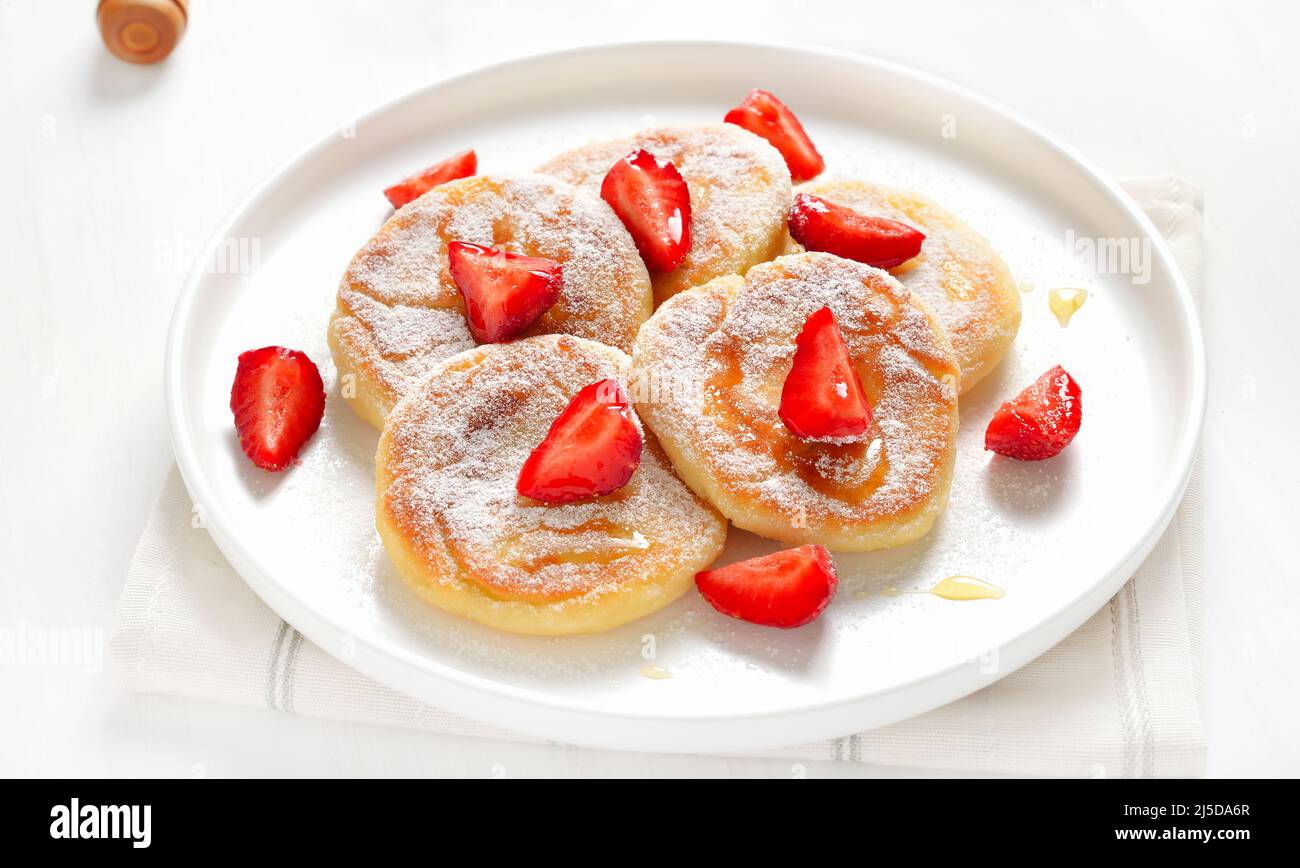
(329, 173, 653, 429)
(376, 335, 727, 635)
(629, 253, 960, 552)
(538, 124, 791, 306)
(791, 179, 1021, 392)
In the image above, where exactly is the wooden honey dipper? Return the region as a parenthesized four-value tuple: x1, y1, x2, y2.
(97, 0, 188, 64)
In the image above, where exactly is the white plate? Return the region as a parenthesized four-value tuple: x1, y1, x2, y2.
(165, 42, 1205, 753)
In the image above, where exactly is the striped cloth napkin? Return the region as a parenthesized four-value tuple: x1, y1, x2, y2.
(112, 176, 1206, 777)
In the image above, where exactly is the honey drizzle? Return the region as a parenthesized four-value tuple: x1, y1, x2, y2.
(1048, 288, 1088, 327)
(928, 575, 1005, 601)
(499, 520, 649, 571)
(857, 575, 1005, 602)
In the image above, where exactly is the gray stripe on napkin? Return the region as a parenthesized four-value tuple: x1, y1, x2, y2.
(281, 629, 305, 713)
(1110, 586, 1155, 778)
(265, 620, 291, 711)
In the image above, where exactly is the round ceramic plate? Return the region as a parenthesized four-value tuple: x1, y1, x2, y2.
(165, 42, 1204, 752)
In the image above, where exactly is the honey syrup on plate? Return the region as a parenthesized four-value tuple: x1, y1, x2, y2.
(1048, 288, 1088, 327)
(857, 575, 1005, 601)
(927, 575, 1005, 601)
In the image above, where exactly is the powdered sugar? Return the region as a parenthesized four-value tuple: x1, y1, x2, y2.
(378, 335, 724, 600)
(333, 174, 651, 414)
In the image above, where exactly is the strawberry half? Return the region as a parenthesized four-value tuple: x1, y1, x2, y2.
(696, 545, 838, 628)
(447, 241, 564, 343)
(383, 148, 477, 209)
(985, 365, 1082, 460)
(229, 346, 325, 472)
(724, 89, 824, 182)
(787, 193, 925, 269)
(599, 149, 692, 272)
(517, 378, 643, 504)
(779, 306, 872, 441)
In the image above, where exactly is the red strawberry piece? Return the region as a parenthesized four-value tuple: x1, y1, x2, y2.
(599, 149, 692, 272)
(517, 379, 643, 504)
(383, 148, 477, 209)
(787, 193, 925, 269)
(696, 545, 838, 628)
(779, 306, 872, 441)
(229, 346, 326, 472)
(985, 365, 1082, 460)
(724, 89, 825, 181)
(447, 241, 564, 343)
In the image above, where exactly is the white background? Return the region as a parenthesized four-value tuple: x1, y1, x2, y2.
(1, 0, 1296, 777)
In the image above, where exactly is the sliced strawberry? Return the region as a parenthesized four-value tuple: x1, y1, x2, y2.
(724, 89, 824, 181)
(696, 545, 838, 628)
(517, 379, 643, 504)
(383, 148, 476, 209)
(447, 241, 564, 343)
(788, 193, 925, 269)
(985, 365, 1082, 460)
(229, 346, 325, 472)
(599, 149, 692, 272)
(779, 306, 872, 441)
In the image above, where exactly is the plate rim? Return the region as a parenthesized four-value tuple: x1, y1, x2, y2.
(163, 39, 1207, 751)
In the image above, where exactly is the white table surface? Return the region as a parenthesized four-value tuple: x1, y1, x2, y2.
(2, 0, 1297, 778)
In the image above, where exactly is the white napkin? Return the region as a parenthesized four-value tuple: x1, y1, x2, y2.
(111, 177, 1206, 777)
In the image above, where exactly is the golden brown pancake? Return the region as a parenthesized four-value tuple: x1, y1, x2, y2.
(376, 335, 726, 635)
(630, 253, 960, 552)
(330, 174, 652, 428)
(538, 124, 791, 306)
(791, 179, 1021, 392)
